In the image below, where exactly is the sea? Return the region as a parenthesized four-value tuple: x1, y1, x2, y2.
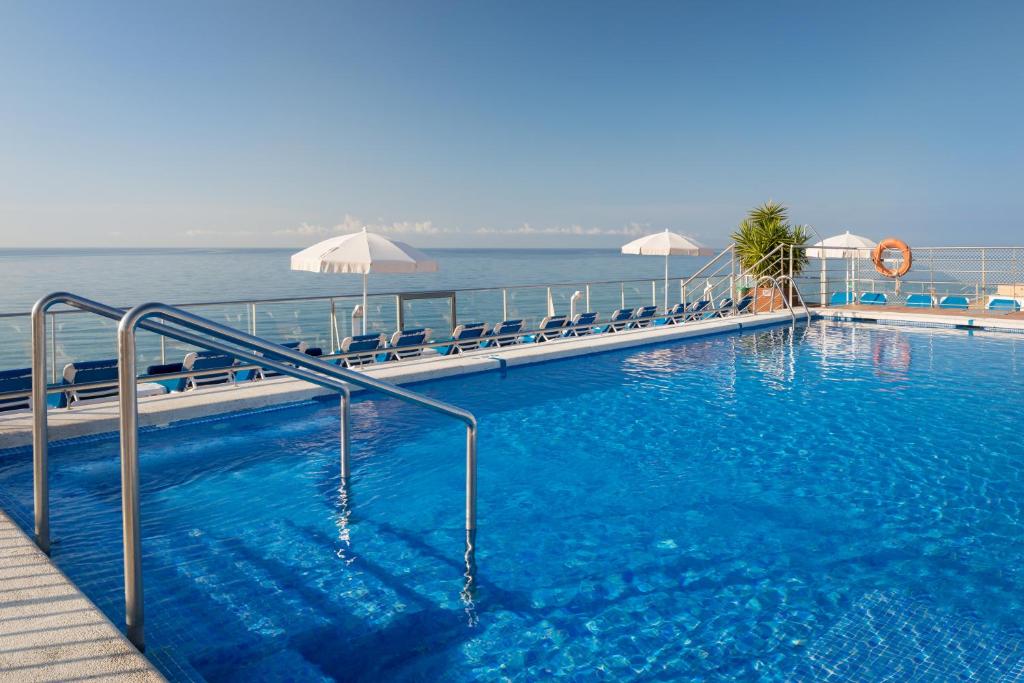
(0, 248, 713, 371)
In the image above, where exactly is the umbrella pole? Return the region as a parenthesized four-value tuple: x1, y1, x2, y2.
(362, 272, 368, 335)
(664, 253, 669, 311)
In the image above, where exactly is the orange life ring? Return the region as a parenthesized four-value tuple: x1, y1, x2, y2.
(872, 238, 912, 278)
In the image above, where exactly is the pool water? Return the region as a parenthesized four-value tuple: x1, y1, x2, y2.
(3, 320, 1024, 681)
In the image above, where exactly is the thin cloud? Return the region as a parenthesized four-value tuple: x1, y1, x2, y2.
(475, 222, 651, 236)
(185, 228, 255, 238)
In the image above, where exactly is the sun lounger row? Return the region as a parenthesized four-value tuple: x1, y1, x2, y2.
(831, 291, 1020, 312)
(0, 298, 760, 412)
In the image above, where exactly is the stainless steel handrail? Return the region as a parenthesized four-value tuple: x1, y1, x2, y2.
(30, 292, 354, 556)
(115, 301, 478, 651)
(775, 275, 812, 322)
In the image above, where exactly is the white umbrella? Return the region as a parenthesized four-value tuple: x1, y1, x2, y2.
(291, 228, 438, 334)
(805, 230, 876, 304)
(621, 230, 714, 310)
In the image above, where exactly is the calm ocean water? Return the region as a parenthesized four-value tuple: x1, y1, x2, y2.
(0, 248, 711, 371)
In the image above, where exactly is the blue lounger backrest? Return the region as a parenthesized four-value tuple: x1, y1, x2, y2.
(634, 305, 657, 318)
(147, 363, 187, 392)
(609, 308, 633, 323)
(487, 320, 524, 346)
(540, 315, 567, 330)
(339, 333, 385, 367)
(860, 292, 887, 305)
(185, 351, 237, 388)
(384, 328, 431, 360)
(572, 311, 598, 327)
(829, 291, 856, 306)
(939, 295, 969, 310)
(905, 294, 934, 308)
(62, 359, 119, 405)
(0, 367, 32, 412)
(987, 298, 1021, 311)
(736, 295, 754, 313)
(454, 322, 487, 340)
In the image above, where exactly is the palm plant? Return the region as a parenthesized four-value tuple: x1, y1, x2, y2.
(731, 201, 810, 280)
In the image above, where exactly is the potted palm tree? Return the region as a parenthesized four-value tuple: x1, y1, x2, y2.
(732, 202, 809, 310)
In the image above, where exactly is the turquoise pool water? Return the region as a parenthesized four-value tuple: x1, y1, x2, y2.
(2, 320, 1024, 681)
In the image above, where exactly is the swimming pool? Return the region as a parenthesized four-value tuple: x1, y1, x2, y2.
(2, 320, 1024, 681)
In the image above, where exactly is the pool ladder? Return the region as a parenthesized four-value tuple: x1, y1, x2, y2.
(29, 292, 479, 651)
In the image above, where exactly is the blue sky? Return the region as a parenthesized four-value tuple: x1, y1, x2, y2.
(1, 1, 1021, 249)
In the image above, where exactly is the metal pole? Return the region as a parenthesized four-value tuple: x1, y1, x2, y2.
(502, 289, 508, 321)
(160, 336, 166, 365)
(396, 295, 402, 332)
(362, 273, 369, 335)
(340, 394, 350, 481)
(585, 284, 590, 311)
(30, 302, 50, 554)
(620, 283, 625, 309)
(663, 254, 669, 311)
(49, 313, 57, 384)
(116, 319, 144, 651)
(651, 280, 656, 306)
(981, 248, 987, 305)
(329, 299, 337, 352)
(466, 423, 477, 533)
(250, 303, 257, 336)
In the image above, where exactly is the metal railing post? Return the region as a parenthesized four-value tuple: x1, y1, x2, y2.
(981, 248, 987, 304)
(249, 303, 257, 336)
(651, 281, 656, 306)
(30, 302, 50, 554)
(160, 336, 166, 365)
(620, 283, 625, 309)
(116, 316, 144, 651)
(49, 313, 57, 384)
(395, 295, 402, 331)
(340, 394, 350, 480)
(502, 289, 508, 321)
(585, 284, 590, 312)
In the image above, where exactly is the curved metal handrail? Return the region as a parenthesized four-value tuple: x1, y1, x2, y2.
(752, 275, 797, 323)
(115, 301, 478, 650)
(30, 293, 359, 552)
(774, 275, 813, 322)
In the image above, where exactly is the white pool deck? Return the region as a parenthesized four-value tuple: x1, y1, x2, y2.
(0, 509, 165, 682)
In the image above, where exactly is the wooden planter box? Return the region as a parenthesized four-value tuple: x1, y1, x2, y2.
(744, 286, 800, 312)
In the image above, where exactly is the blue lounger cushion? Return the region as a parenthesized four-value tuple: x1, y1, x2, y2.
(484, 320, 524, 347)
(147, 363, 187, 392)
(905, 294, 935, 308)
(379, 328, 432, 361)
(0, 367, 32, 413)
(524, 315, 567, 343)
(183, 351, 238, 389)
(939, 295, 969, 310)
(604, 308, 635, 332)
(629, 305, 659, 329)
(829, 291, 856, 306)
(657, 303, 687, 325)
(60, 358, 166, 407)
(685, 300, 711, 321)
(735, 295, 754, 314)
(438, 322, 488, 356)
(563, 312, 599, 337)
(987, 298, 1021, 312)
(339, 333, 386, 367)
(860, 292, 888, 305)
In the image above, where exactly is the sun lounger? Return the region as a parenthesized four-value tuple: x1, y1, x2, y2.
(484, 320, 524, 347)
(905, 294, 935, 308)
(939, 295, 970, 310)
(659, 303, 688, 325)
(860, 292, 888, 305)
(437, 322, 489, 356)
(987, 298, 1021, 312)
(605, 308, 635, 332)
(57, 359, 166, 407)
(685, 300, 711, 321)
(525, 315, 568, 342)
(338, 333, 387, 367)
(380, 328, 432, 361)
(563, 312, 599, 336)
(829, 291, 856, 306)
(629, 305, 659, 328)
(182, 351, 238, 389)
(0, 368, 32, 413)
